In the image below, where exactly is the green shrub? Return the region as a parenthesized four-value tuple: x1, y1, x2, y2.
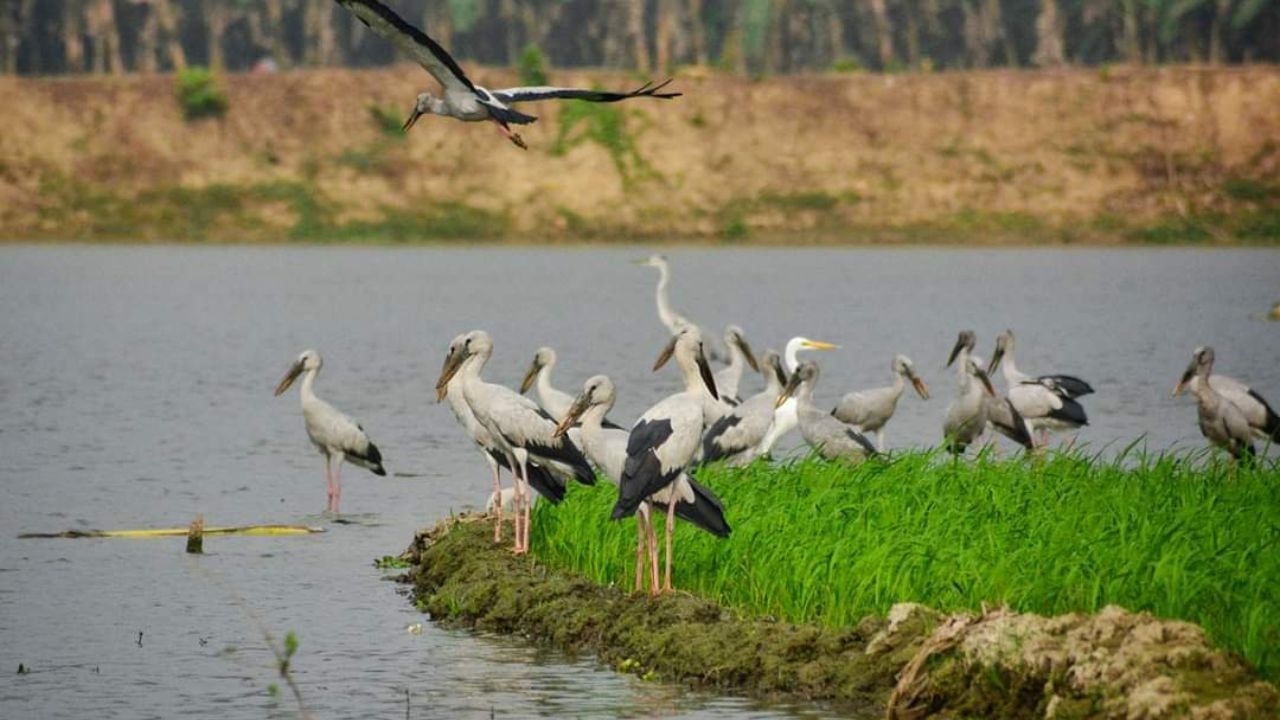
(175, 66, 229, 121)
(518, 45, 549, 87)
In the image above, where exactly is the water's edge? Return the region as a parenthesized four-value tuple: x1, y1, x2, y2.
(403, 515, 1279, 719)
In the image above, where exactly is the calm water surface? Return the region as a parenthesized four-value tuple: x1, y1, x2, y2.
(2, 245, 1277, 719)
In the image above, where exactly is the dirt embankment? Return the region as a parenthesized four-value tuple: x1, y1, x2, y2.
(402, 516, 1277, 718)
(2, 65, 1279, 243)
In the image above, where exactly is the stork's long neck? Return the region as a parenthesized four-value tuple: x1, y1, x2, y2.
(954, 348, 972, 383)
(581, 400, 612, 434)
(723, 339, 743, 375)
(890, 370, 906, 399)
(654, 263, 678, 331)
(764, 364, 784, 394)
(1001, 345, 1026, 383)
(300, 367, 319, 407)
(536, 359, 556, 400)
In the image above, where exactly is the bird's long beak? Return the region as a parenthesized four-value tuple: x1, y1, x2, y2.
(802, 340, 839, 351)
(771, 361, 788, 387)
(909, 371, 931, 400)
(947, 335, 967, 368)
(975, 367, 996, 397)
(698, 349, 719, 401)
(519, 359, 542, 395)
(737, 336, 760, 372)
(435, 349, 467, 402)
(776, 371, 801, 408)
(987, 345, 1005, 376)
(553, 395, 589, 439)
(402, 107, 424, 132)
(631, 257, 653, 267)
(1171, 364, 1196, 397)
(653, 334, 679, 371)
(273, 360, 304, 397)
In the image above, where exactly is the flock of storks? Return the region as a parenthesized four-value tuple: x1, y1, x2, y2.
(270, 0, 1279, 594)
(275, 255, 1280, 595)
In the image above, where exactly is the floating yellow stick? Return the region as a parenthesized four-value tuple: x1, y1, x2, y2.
(19, 525, 325, 539)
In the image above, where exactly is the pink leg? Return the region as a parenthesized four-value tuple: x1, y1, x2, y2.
(332, 461, 343, 515)
(324, 456, 334, 513)
(493, 120, 527, 149)
(635, 515, 646, 592)
(642, 504, 659, 596)
(512, 462, 527, 554)
(663, 494, 678, 593)
(522, 486, 532, 553)
(490, 460, 503, 544)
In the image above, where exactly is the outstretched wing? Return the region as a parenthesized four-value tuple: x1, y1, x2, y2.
(334, 0, 475, 95)
(490, 79, 682, 105)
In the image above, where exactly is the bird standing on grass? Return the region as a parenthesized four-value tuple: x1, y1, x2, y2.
(775, 361, 878, 464)
(1173, 346, 1280, 445)
(987, 330, 1091, 448)
(832, 354, 930, 452)
(701, 350, 789, 467)
(1173, 347, 1265, 461)
(274, 349, 386, 514)
(612, 328, 727, 595)
(435, 331, 594, 554)
(943, 331, 998, 455)
(757, 336, 839, 456)
(333, 0, 680, 149)
(555, 375, 729, 593)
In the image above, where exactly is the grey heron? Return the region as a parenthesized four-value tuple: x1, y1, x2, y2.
(439, 333, 552, 544)
(1173, 347, 1269, 459)
(612, 328, 724, 595)
(334, 0, 679, 149)
(943, 332, 998, 455)
(273, 349, 385, 514)
(756, 337, 839, 456)
(988, 330, 1090, 447)
(775, 361, 878, 464)
(634, 254, 727, 362)
(714, 326, 760, 405)
(435, 331, 595, 554)
(831, 354, 930, 452)
(555, 375, 730, 592)
(1173, 346, 1280, 444)
(701, 350, 789, 466)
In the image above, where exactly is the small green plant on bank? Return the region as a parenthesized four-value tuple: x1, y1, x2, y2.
(175, 66, 228, 121)
(552, 98, 655, 186)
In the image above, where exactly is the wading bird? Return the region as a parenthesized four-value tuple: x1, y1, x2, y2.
(519, 346, 574, 422)
(943, 332, 998, 455)
(1173, 347, 1266, 460)
(333, 0, 680, 149)
(439, 334, 556, 543)
(701, 350, 789, 467)
(612, 328, 724, 595)
(776, 361, 878, 463)
(555, 375, 729, 592)
(435, 331, 594, 554)
(273, 349, 385, 513)
(831, 355, 930, 452)
(714, 326, 760, 405)
(1173, 346, 1280, 444)
(757, 337, 839, 456)
(634, 254, 725, 360)
(988, 330, 1090, 447)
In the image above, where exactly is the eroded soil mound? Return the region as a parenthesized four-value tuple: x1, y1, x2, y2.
(404, 515, 1277, 718)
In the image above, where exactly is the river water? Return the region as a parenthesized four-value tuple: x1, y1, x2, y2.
(2, 245, 1277, 719)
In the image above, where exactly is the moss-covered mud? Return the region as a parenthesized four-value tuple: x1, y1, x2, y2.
(403, 515, 1279, 718)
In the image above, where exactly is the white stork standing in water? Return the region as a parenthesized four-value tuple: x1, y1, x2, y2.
(554, 375, 729, 592)
(274, 349, 386, 514)
(1173, 346, 1280, 445)
(333, 0, 680, 149)
(987, 329, 1091, 448)
(1173, 346, 1275, 460)
(435, 331, 595, 554)
(612, 328, 727, 595)
(831, 354, 930, 452)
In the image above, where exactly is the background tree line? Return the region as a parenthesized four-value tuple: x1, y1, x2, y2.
(2, 0, 1277, 77)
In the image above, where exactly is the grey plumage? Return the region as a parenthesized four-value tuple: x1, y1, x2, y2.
(943, 331, 997, 455)
(832, 354, 930, 452)
(1174, 346, 1280, 443)
(988, 330, 1090, 444)
(701, 351, 788, 466)
(777, 361, 878, 464)
(1174, 347, 1259, 460)
(713, 326, 760, 405)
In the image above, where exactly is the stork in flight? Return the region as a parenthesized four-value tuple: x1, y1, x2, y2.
(274, 349, 386, 513)
(334, 0, 681, 149)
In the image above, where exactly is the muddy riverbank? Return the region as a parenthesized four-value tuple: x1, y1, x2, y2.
(402, 515, 1278, 718)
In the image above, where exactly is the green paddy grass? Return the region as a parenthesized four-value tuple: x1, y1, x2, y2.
(530, 449, 1280, 680)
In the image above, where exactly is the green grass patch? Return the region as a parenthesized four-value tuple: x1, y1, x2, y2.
(531, 450, 1280, 681)
(175, 66, 229, 121)
(552, 98, 656, 186)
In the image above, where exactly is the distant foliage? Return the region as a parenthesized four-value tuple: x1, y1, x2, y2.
(518, 45, 549, 87)
(552, 99, 655, 186)
(175, 67, 228, 121)
(367, 103, 405, 138)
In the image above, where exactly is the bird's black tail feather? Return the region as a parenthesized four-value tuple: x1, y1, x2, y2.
(347, 441, 386, 476)
(1249, 389, 1280, 443)
(523, 463, 566, 504)
(673, 479, 731, 538)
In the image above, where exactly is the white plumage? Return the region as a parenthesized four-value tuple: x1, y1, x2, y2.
(756, 336, 839, 456)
